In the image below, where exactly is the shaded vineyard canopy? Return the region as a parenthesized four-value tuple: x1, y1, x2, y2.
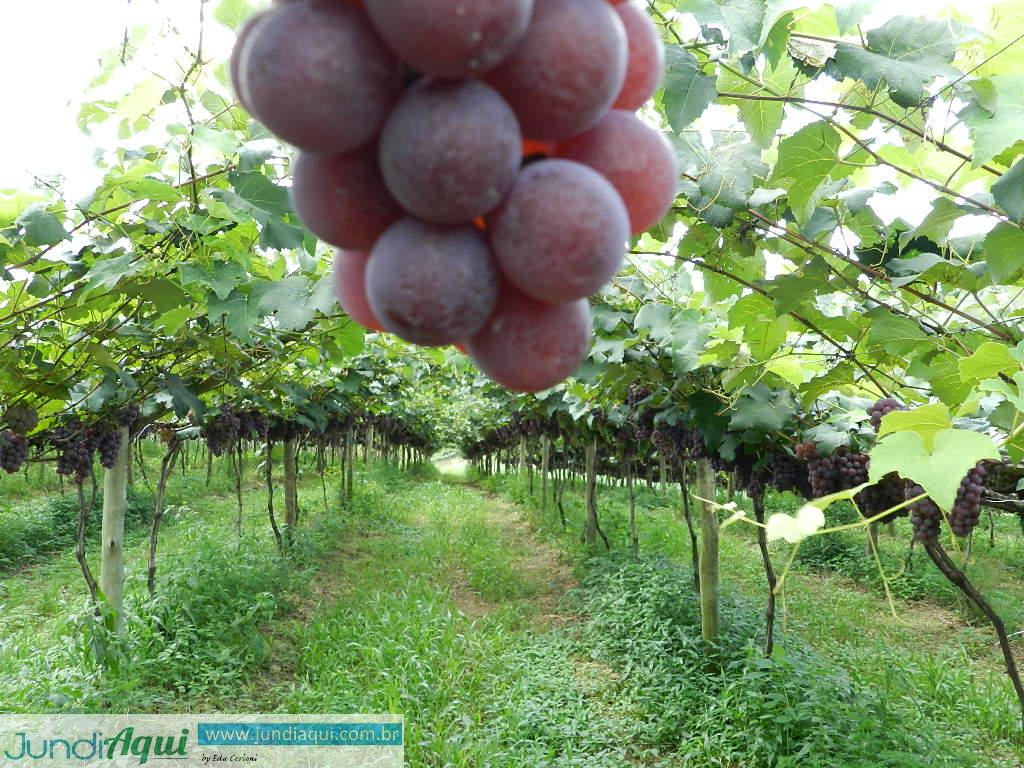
(0, 0, 1021, 489)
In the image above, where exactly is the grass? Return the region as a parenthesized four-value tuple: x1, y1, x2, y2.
(1, 450, 1022, 765)
(480, 469, 1024, 765)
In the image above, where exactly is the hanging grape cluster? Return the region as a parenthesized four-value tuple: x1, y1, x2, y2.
(867, 397, 905, 431)
(117, 404, 141, 429)
(795, 442, 868, 498)
(232, 0, 676, 393)
(4, 406, 39, 435)
(766, 452, 813, 498)
(949, 463, 988, 537)
(855, 473, 907, 524)
(906, 483, 943, 542)
(204, 405, 242, 457)
(0, 431, 30, 474)
(89, 423, 123, 470)
(52, 422, 94, 484)
(238, 409, 270, 441)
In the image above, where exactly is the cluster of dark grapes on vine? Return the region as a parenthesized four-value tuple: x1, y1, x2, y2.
(0, 406, 37, 474)
(233, 0, 676, 393)
(89, 424, 123, 470)
(867, 397, 906, 430)
(52, 422, 94, 484)
(0, 431, 29, 474)
(795, 442, 868, 498)
(204, 405, 243, 456)
(949, 463, 987, 538)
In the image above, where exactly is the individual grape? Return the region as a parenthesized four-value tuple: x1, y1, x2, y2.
(949, 463, 987, 537)
(364, 0, 534, 78)
(867, 397, 905, 431)
(291, 146, 402, 250)
(907, 483, 942, 542)
(613, 2, 665, 110)
(556, 110, 678, 235)
(230, 10, 271, 113)
(379, 79, 522, 224)
(467, 284, 591, 393)
(0, 431, 29, 474)
(488, 160, 628, 303)
(333, 250, 384, 332)
(486, 0, 628, 141)
(366, 218, 500, 346)
(232, 0, 403, 153)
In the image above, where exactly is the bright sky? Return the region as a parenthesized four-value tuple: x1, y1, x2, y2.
(0, 0, 1002, 197)
(0, 0, 235, 194)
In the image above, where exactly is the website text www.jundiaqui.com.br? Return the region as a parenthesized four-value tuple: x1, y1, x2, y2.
(0, 714, 403, 768)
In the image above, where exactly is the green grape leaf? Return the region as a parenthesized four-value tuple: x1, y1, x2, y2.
(959, 342, 1020, 383)
(877, 402, 951, 450)
(770, 122, 840, 223)
(828, 16, 961, 108)
(991, 158, 1024, 222)
(662, 47, 717, 132)
(869, 429, 1001, 511)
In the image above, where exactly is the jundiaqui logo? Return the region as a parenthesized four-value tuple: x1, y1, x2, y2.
(4, 727, 189, 764)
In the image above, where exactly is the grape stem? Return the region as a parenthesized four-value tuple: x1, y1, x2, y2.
(924, 541, 1024, 730)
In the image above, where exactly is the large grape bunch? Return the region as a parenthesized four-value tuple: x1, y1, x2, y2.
(0, 431, 30, 474)
(906, 483, 942, 542)
(796, 442, 868, 498)
(867, 398, 905, 431)
(204, 405, 242, 457)
(4, 406, 39, 435)
(949, 463, 987, 537)
(89, 424, 123, 470)
(53, 422, 94, 484)
(232, 0, 677, 393)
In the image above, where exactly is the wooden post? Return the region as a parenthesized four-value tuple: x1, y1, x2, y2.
(697, 458, 719, 643)
(584, 438, 598, 548)
(365, 424, 375, 465)
(265, 441, 283, 550)
(541, 435, 550, 515)
(283, 438, 298, 544)
(345, 428, 355, 501)
(627, 455, 638, 560)
(100, 426, 130, 633)
(148, 441, 182, 596)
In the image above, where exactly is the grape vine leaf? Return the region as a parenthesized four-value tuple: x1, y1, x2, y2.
(980, 223, 1024, 284)
(991, 159, 1024, 223)
(718, 56, 797, 147)
(877, 402, 951, 450)
(729, 384, 796, 430)
(17, 206, 67, 247)
(966, 75, 1024, 166)
(678, 0, 766, 55)
(869, 428, 1000, 511)
(662, 47, 717, 132)
(959, 342, 1019, 383)
(828, 16, 961, 108)
(770, 122, 840, 224)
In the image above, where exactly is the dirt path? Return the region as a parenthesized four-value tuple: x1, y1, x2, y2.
(455, 487, 577, 626)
